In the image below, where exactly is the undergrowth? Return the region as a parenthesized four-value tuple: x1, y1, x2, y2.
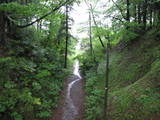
(0, 28, 70, 120)
(81, 28, 160, 120)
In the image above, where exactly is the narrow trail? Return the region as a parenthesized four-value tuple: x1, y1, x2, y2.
(63, 60, 84, 120)
(52, 41, 84, 120)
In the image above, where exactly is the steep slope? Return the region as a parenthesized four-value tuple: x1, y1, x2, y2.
(104, 28, 160, 120)
(82, 28, 160, 120)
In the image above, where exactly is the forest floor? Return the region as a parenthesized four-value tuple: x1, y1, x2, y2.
(51, 75, 85, 120)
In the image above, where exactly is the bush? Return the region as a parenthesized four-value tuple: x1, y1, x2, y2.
(0, 28, 69, 120)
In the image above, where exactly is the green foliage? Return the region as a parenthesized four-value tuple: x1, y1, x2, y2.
(118, 26, 139, 43)
(11, 112, 23, 120)
(0, 25, 70, 120)
(84, 72, 103, 120)
(151, 60, 160, 71)
(0, 2, 37, 17)
(0, 57, 12, 63)
(137, 89, 160, 113)
(81, 27, 160, 120)
(36, 111, 51, 118)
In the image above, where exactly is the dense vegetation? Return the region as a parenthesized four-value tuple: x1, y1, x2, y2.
(81, 28, 160, 120)
(0, 0, 160, 120)
(80, 0, 160, 120)
(0, 0, 75, 119)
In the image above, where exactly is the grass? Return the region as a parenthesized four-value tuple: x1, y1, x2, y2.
(84, 28, 160, 120)
(108, 67, 160, 120)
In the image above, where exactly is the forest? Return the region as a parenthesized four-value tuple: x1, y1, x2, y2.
(0, 0, 160, 120)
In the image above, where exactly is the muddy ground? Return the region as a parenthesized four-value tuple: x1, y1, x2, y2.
(51, 75, 85, 120)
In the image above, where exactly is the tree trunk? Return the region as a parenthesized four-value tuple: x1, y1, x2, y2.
(89, 11, 97, 64)
(126, 0, 130, 29)
(0, 13, 6, 45)
(150, 9, 153, 27)
(149, 0, 153, 27)
(0, 0, 7, 45)
(143, 0, 147, 30)
(153, 9, 157, 26)
(157, 11, 160, 27)
(126, 0, 130, 22)
(90, 4, 105, 48)
(64, 3, 69, 68)
(89, 12, 93, 56)
(134, 5, 137, 22)
(138, 3, 141, 24)
(103, 37, 110, 120)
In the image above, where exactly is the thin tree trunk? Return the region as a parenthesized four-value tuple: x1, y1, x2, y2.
(90, 4, 105, 48)
(157, 11, 160, 26)
(126, 0, 130, 22)
(0, 12, 6, 45)
(150, 0, 153, 27)
(153, 9, 157, 26)
(103, 36, 110, 120)
(88, 11, 97, 65)
(37, 20, 39, 31)
(39, 20, 42, 32)
(0, 0, 7, 45)
(64, 3, 69, 68)
(134, 5, 137, 22)
(89, 12, 93, 56)
(150, 9, 153, 27)
(126, 0, 130, 29)
(138, 3, 141, 24)
(143, 0, 147, 30)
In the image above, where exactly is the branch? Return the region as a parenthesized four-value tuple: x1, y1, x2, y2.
(111, 0, 126, 20)
(84, 0, 90, 8)
(7, 0, 75, 28)
(107, 15, 125, 23)
(90, 4, 105, 48)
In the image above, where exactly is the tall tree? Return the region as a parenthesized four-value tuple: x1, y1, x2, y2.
(138, 2, 142, 24)
(143, 0, 148, 29)
(64, 1, 69, 68)
(150, 7, 153, 26)
(126, 0, 130, 22)
(0, 0, 7, 45)
(90, 4, 105, 48)
(89, 12, 93, 56)
(134, 5, 137, 22)
(103, 36, 110, 120)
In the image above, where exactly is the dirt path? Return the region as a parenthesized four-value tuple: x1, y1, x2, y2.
(51, 74, 84, 120)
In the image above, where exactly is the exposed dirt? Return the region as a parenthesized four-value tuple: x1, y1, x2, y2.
(145, 114, 160, 120)
(51, 75, 85, 120)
